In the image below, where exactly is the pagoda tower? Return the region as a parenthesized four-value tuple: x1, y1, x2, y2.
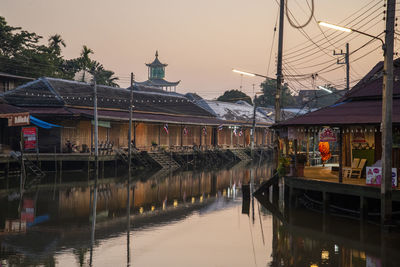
(136, 51, 180, 92)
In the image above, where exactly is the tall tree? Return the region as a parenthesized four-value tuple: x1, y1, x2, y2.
(217, 90, 252, 105)
(255, 79, 295, 107)
(79, 45, 94, 82)
(0, 16, 119, 86)
(48, 34, 66, 56)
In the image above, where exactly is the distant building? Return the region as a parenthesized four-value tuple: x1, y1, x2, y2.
(135, 51, 180, 92)
(0, 72, 34, 93)
(295, 88, 346, 110)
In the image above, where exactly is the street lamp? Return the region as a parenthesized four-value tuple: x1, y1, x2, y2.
(232, 69, 274, 80)
(318, 21, 385, 51)
(232, 69, 269, 157)
(317, 85, 333, 94)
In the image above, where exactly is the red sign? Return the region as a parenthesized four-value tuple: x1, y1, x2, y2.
(21, 198, 35, 223)
(22, 127, 37, 150)
(319, 128, 336, 142)
(352, 131, 366, 143)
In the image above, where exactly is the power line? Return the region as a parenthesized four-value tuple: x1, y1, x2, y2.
(283, 0, 382, 56)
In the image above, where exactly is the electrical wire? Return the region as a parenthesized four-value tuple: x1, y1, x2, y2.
(286, 0, 314, 29)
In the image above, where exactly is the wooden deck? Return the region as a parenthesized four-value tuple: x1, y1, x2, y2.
(285, 166, 400, 201)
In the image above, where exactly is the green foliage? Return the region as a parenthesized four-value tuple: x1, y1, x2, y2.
(255, 79, 296, 107)
(0, 16, 119, 86)
(217, 90, 253, 105)
(277, 156, 291, 177)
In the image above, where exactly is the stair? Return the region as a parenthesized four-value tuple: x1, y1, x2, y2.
(115, 148, 151, 168)
(133, 152, 151, 168)
(148, 151, 180, 170)
(229, 149, 252, 161)
(10, 151, 45, 177)
(115, 149, 128, 163)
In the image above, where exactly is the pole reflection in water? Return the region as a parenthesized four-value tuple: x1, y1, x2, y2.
(5, 161, 400, 266)
(255, 189, 400, 267)
(126, 177, 132, 266)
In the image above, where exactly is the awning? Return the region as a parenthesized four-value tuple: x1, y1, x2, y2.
(30, 115, 62, 129)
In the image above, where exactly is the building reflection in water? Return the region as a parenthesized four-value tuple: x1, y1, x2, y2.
(256, 191, 400, 267)
(0, 163, 272, 266)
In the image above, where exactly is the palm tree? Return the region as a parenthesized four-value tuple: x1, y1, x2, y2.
(79, 45, 94, 82)
(48, 34, 66, 55)
(90, 61, 119, 87)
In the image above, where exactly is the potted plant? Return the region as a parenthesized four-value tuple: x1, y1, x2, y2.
(296, 154, 307, 177)
(151, 141, 157, 150)
(277, 156, 291, 177)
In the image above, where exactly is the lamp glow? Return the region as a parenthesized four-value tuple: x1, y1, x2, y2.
(318, 86, 333, 94)
(318, 21, 352, 33)
(232, 69, 256, 77)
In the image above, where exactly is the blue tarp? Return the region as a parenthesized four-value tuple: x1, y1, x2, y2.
(30, 115, 62, 129)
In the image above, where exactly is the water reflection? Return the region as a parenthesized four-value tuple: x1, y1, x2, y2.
(0, 162, 272, 266)
(2, 161, 399, 266)
(256, 189, 400, 267)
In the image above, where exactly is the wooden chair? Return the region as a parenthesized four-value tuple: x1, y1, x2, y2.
(343, 158, 360, 178)
(351, 158, 367, 178)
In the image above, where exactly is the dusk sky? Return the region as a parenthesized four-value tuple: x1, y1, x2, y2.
(2, 0, 390, 99)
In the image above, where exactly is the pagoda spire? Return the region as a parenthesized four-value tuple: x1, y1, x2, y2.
(155, 50, 158, 58)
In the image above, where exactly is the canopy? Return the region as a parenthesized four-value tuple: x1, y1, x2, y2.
(30, 115, 62, 129)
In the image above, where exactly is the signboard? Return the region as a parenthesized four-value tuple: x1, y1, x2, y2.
(366, 167, 397, 187)
(288, 127, 296, 140)
(8, 113, 30, 126)
(352, 130, 366, 143)
(91, 120, 110, 128)
(22, 127, 37, 151)
(21, 198, 35, 223)
(319, 128, 336, 142)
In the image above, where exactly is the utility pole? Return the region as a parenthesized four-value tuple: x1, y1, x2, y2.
(128, 73, 134, 182)
(381, 0, 396, 226)
(251, 95, 256, 158)
(334, 43, 350, 91)
(90, 77, 99, 266)
(93, 78, 99, 218)
(126, 75, 134, 266)
(275, 0, 285, 123)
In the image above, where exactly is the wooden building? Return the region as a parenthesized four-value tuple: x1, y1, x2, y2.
(275, 59, 400, 182)
(2, 77, 272, 153)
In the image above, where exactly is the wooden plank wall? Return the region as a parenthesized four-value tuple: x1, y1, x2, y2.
(59, 119, 271, 151)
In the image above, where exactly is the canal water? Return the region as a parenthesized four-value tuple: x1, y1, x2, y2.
(1, 161, 400, 266)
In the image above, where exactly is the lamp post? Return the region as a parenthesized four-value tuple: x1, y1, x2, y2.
(232, 69, 272, 157)
(319, 0, 396, 226)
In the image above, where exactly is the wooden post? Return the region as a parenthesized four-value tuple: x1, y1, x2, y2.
(381, 0, 396, 226)
(87, 159, 90, 181)
(5, 161, 9, 189)
(294, 139, 298, 175)
(338, 127, 343, 183)
(180, 125, 183, 147)
(323, 191, 330, 214)
(306, 130, 310, 166)
(230, 128, 233, 148)
(158, 124, 161, 147)
(59, 160, 62, 183)
(360, 196, 368, 220)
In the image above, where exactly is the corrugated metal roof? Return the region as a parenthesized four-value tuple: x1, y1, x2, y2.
(3, 77, 215, 118)
(275, 59, 400, 127)
(276, 99, 400, 126)
(197, 100, 274, 125)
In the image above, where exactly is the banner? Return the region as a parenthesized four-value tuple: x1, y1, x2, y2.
(319, 128, 336, 142)
(366, 167, 397, 187)
(352, 130, 366, 143)
(22, 127, 37, 151)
